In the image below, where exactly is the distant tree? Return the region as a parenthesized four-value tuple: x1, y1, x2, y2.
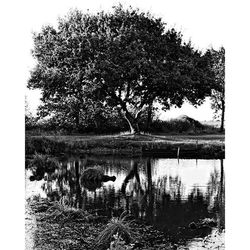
(25, 96, 36, 129)
(210, 47, 225, 132)
(28, 5, 214, 134)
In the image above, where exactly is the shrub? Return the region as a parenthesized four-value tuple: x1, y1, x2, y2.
(150, 115, 219, 134)
(25, 136, 67, 155)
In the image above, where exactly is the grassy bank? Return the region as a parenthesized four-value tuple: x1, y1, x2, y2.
(27, 198, 170, 250)
(27, 198, 224, 250)
(25, 133, 225, 159)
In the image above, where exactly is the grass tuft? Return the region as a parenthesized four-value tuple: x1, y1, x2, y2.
(96, 211, 135, 248)
(41, 197, 94, 223)
(28, 197, 94, 224)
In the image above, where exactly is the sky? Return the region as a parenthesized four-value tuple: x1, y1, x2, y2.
(23, 0, 225, 121)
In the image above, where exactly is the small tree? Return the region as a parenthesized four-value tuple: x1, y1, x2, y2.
(210, 47, 225, 132)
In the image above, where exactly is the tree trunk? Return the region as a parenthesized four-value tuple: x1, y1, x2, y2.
(124, 111, 140, 134)
(220, 99, 225, 132)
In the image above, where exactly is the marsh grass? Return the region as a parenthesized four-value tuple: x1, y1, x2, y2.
(96, 211, 136, 248)
(40, 197, 94, 224)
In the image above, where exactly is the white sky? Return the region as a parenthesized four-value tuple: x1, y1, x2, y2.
(23, 0, 225, 121)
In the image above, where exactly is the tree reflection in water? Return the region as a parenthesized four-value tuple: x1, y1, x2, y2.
(28, 156, 224, 242)
(206, 159, 225, 230)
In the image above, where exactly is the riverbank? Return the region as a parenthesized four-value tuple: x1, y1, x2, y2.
(26, 133, 225, 159)
(26, 198, 171, 250)
(26, 198, 225, 250)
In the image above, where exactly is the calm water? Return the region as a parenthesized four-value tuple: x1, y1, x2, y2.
(26, 156, 225, 242)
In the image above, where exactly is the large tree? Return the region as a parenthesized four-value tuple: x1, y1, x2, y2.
(210, 47, 225, 132)
(28, 5, 214, 134)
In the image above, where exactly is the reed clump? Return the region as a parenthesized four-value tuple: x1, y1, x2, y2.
(41, 197, 94, 223)
(96, 212, 135, 248)
(29, 197, 94, 224)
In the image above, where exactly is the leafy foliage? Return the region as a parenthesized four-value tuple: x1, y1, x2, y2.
(28, 5, 215, 134)
(151, 115, 205, 133)
(209, 47, 225, 131)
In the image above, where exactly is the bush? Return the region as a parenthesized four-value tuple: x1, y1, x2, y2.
(151, 115, 219, 134)
(25, 136, 67, 155)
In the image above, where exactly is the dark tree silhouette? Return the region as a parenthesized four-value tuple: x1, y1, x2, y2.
(28, 5, 214, 134)
(210, 47, 225, 132)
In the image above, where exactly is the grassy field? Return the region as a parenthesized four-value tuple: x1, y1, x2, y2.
(26, 133, 225, 159)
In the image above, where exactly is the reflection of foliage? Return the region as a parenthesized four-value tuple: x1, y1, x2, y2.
(206, 161, 225, 230)
(40, 160, 83, 208)
(153, 187, 213, 242)
(29, 153, 59, 181)
(206, 168, 220, 209)
(168, 176, 183, 200)
(81, 180, 103, 192)
(121, 161, 144, 195)
(154, 175, 184, 201)
(80, 166, 116, 191)
(29, 156, 223, 242)
(81, 166, 104, 181)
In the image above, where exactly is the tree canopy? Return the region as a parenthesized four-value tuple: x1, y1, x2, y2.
(210, 47, 225, 131)
(28, 5, 215, 134)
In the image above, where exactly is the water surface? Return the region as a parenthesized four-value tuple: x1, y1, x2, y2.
(26, 156, 225, 242)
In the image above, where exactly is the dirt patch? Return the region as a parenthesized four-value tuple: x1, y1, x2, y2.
(25, 203, 37, 250)
(179, 229, 225, 250)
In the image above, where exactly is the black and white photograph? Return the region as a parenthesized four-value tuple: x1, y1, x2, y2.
(7, 0, 248, 249)
(23, 1, 225, 249)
